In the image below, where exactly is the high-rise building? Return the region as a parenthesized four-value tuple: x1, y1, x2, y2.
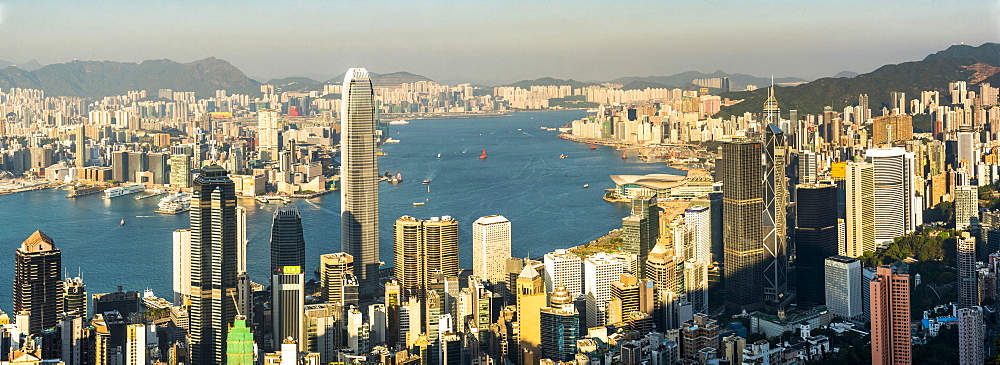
(680, 313, 719, 363)
(540, 285, 580, 362)
(721, 335, 746, 365)
(825, 256, 862, 319)
(172, 229, 191, 305)
(226, 316, 255, 365)
(188, 165, 239, 364)
(721, 140, 765, 312)
(319, 252, 353, 305)
(763, 124, 789, 303)
(646, 241, 685, 331)
(125, 324, 146, 365)
(866, 148, 916, 242)
(393, 216, 459, 298)
(256, 109, 281, 161)
(111, 151, 129, 182)
(270, 207, 306, 274)
(870, 261, 911, 365)
(684, 206, 711, 266)
(63, 276, 87, 318)
(958, 232, 979, 309)
(472, 215, 511, 291)
(584, 253, 629, 327)
(871, 115, 913, 145)
(75, 125, 86, 168)
(955, 185, 979, 231)
(957, 128, 977, 168)
(272, 266, 306, 351)
(543, 249, 583, 296)
(845, 162, 875, 257)
(340, 68, 381, 301)
(621, 197, 659, 277)
(169, 154, 191, 188)
(958, 307, 984, 365)
(148, 152, 170, 185)
(516, 263, 545, 364)
(796, 184, 839, 307)
(13, 231, 64, 335)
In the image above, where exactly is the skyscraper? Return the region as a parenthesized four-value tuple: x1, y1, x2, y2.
(763, 124, 789, 303)
(63, 276, 87, 318)
(188, 165, 239, 364)
(845, 162, 875, 257)
(169, 154, 191, 188)
(320, 252, 353, 305)
(621, 197, 659, 277)
(272, 266, 306, 351)
(866, 148, 915, 243)
(824, 256, 862, 319)
(256, 109, 281, 161)
(393, 216, 460, 298)
(721, 140, 765, 312)
(646, 241, 682, 331)
(472, 215, 511, 291)
(13, 230, 64, 334)
(340, 68, 381, 301)
(543, 249, 583, 296)
(795, 184, 839, 308)
(75, 125, 86, 167)
(540, 285, 580, 362)
(871, 115, 913, 146)
(270, 207, 306, 274)
(958, 307, 984, 365)
(958, 232, 979, 309)
(584, 252, 629, 327)
(870, 261, 910, 365)
(955, 185, 979, 231)
(172, 229, 191, 305)
(516, 263, 546, 365)
(226, 316, 255, 365)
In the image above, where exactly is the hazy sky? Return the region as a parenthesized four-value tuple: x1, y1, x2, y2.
(1, 0, 998, 84)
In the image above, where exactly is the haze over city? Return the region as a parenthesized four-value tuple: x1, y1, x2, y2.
(1, 0, 998, 84)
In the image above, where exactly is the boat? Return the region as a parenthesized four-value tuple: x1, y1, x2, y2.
(622, 151, 628, 160)
(589, 143, 598, 150)
(437, 153, 441, 158)
(389, 171, 403, 184)
(479, 148, 487, 159)
(559, 154, 567, 159)
(256, 197, 269, 203)
(422, 180, 431, 184)
(104, 184, 146, 198)
(412, 202, 425, 206)
(388, 120, 409, 125)
(120, 218, 125, 226)
(384, 138, 400, 144)
(583, 184, 589, 188)
(155, 192, 192, 214)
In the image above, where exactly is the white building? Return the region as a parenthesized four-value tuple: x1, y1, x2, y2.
(472, 215, 511, 287)
(865, 148, 916, 242)
(172, 229, 191, 305)
(584, 252, 629, 327)
(543, 249, 583, 296)
(955, 185, 979, 231)
(958, 307, 984, 365)
(824, 256, 862, 319)
(684, 205, 711, 265)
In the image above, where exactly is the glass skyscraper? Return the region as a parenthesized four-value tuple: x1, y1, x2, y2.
(270, 207, 306, 273)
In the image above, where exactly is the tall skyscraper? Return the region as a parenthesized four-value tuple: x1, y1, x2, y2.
(763, 124, 789, 303)
(172, 229, 191, 305)
(272, 266, 306, 351)
(684, 206, 711, 266)
(870, 262, 910, 365)
(256, 109, 281, 161)
(540, 285, 580, 362)
(721, 140, 765, 312)
(393, 216, 459, 298)
(958, 307, 984, 365)
(955, 185, 979, 231)
(871, 115, 913, 145)
(845, 162, 875, 257)
(188, 165, 239, 364)
(472, 215, 511, 291)
(646, 242, 682, 331)
(824, 256, 862, 319)
(584, 253, 629, 327)
(621, 197, 659, 277)
(226, 316, 255, 365)
(958, 232, 979, 309)
(13, 230, 64, 334)
(320, 252, 353, 305)
(75, 125, 86, 167)
(169, 154, 191, 188)
(543, 249, 583, 296)
(270, 207, 306, 274)
(516, 263, 546, 364)
(63, 276, 87, 318)
(795, 184, 839, 307)
(866, 148, 915, 242)
(340, 68, 381, 301)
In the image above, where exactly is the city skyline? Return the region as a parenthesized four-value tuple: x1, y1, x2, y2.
(0, 1, 996, 84)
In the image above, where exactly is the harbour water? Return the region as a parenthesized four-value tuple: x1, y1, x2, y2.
(0, 110, 681, 310)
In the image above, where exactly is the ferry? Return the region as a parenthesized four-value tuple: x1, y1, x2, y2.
(559, 154, 567, 159)
(583, 184, 590, 188)
(104, 184, 145, 198)
(412, 202, 425, 206)
(155, 193, 192, 214)
(384, 138, 400, 144)
(388, 120, 409, 125)
(422, 180, 431, 184)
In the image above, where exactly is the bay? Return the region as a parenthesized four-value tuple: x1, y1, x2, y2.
(0, 110, 680, 311)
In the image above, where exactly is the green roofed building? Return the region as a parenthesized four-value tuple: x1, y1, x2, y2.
(226, 315, 255, 365)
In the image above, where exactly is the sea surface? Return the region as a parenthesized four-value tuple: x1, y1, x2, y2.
(0, 110, 681, 311)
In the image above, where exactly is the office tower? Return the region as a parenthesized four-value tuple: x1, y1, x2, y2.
(439, 332, 462, 365)
(341, 68, 381, 301)
(127, 152, 147, 183)
(958, 307, 984, 365)
(59, 316, 85, 365)
(369, 304, 387, 345)
(273, 266, 306, 351)
(955, 185, 979, 231)
(870, 262, 910, 365)
(93, 289, 141, 317)
(584, 253, 629, 327)
(543, 249, 583, 296)
(188, 165, 239, 364)
(172, 229, 191, 305)
(13, 230, 64, 334)
(148, 152, 170, 185)
(683, 258, 708, 314)
(111, 151, 129, 182)
(540, 285, 580, 362)
(125, 324, 146, 365)
(63, 276, 87, 318)
(762, 82, 780, 126)
(646, 241, 684, 331)
(795, 184, 839, 307)
(393, 216, 459, 298)
(320, 252, 354, 305)
(825, 256, 862, 319)
(845, 162, 875, 257)
(506, 257, 544, 306)
(871, 115, 913, 145)
(685, 206, 711, 265)
(516, 263, 545, 364)
(763, 124, 789, 303)
(721, 335, 746, 365)
(866, 148, 915, 242)
(680, 314, 719, 363)
(226, 316, 255, 365)
(472, 215, 511, 290)
(270, 207, 306, 274)
(721, 140, 765, 312)
(256, 109, 281, 161)
(169, 154, 191, 188)
(957, 128, 976, 168)
(75, 125, 86, 167)
(958, 232, 979, 308)
(798, 152, 818, 184)
(622, 197, 659, 277)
